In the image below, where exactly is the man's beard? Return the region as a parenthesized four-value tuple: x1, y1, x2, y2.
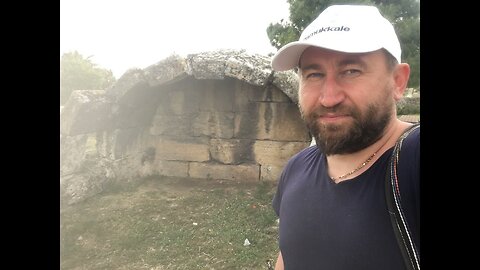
(301, 101, 392, 155)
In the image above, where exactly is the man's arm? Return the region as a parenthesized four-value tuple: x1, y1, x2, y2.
(274, 251, 284, 270)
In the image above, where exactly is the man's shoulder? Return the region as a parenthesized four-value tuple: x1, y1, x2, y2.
(283, 145, 322, 172)
(403, 124, 420, 148)
(291, 145, 320, 160)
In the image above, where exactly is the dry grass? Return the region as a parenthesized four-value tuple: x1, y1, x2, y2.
(60, 176, 279, 270)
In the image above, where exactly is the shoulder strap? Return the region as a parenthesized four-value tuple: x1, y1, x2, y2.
(385, 123, 420, 270)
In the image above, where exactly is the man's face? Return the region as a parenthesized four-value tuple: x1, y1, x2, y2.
(298, 47, 397, 155)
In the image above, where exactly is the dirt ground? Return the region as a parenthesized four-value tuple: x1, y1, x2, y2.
(60, 176, 279, 270)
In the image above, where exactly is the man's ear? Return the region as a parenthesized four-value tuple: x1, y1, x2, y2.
(392, 63, 411, 100)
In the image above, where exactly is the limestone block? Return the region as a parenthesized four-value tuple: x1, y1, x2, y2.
(209, 139, 255, 164)
(153, 160, 189, 178)
(166, 88, 198, 115)
(189, 162, 260, 181)
(112, 127, 145, 159)
(234, 83, 291, 113)
(150, 115, 193, 137)
(155, 137, 210, 162)
(259, 164, 285, 182)
(197, 80, 235, 112)
(234, 102, 310, 141)
(154, 79, 202, 115)
(60, 156, 118, 205)
(233, 81, 251, 111)
(254, 141, 310, 167)
(193, 112, 235, 138)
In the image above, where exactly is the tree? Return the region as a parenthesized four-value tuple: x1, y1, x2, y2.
(60, 51, 116, 105)
(267, 0, 420, 88)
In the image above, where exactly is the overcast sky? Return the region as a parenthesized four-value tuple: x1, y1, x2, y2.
(60, 0, 290, 78)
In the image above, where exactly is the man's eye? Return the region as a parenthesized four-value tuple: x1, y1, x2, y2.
(342, 69, 361, 76)
(305, 72, 323, 79)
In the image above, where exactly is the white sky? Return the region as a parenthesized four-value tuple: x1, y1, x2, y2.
(60, 0, 290, 78)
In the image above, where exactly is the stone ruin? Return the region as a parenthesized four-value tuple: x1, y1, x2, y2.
(60, 49, 312, 205)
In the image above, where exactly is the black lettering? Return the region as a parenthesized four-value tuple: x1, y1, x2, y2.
(303, 25, 350, 40)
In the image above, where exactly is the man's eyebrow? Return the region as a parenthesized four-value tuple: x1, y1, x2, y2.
(337, 57, 367, 69)
(299, 55, 368, 71)
(299, 63, 322, 71)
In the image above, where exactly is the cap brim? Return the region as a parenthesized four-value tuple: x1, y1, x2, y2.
(271, 42, 312, 71)
(271, 37, 388, 71)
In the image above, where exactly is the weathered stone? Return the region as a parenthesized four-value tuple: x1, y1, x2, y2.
(193, 112, 235, 139)
(209, 139, 255, 164)
(186, 49, 275, 87)
(105, 68, 148, 102)
(189, 162, 259, 181)
(60, 133, 92, 175)
(259, 164, 285, 182)
(154, 79, 202, 115)
(224, 52, 272, 86)
(150, 115, 193, 136)
(272, 71, 299, 104)
(253, 141, 310, 167)
(143, 54, 188, 87)
(249, 84, 291, 103)
(59, 49, 325, 205)
(155, 137, 210, 162)
(60, 156, 117, 205)
(108, 85, 164, 130)
(186, 50, 230, 79)
(197, 79, 235, 112)
(94, 130, 120, 160)
(234, 102, 310, 141)
(61, 130, 124, 177)
(60, 90, 112, 136)
(149, 160, 189, 178)
(113, 102, 158, 129)
(112, 127, 146, 159)
(234, 81, 291, 112)
(61, 174, 105, 205)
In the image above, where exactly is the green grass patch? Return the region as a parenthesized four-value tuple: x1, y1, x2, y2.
(60, 177, 279, 270)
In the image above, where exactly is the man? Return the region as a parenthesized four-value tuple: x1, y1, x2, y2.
(270, 5, 420, 270)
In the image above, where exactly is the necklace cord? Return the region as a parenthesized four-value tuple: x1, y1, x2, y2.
(330, 151, 378, 181)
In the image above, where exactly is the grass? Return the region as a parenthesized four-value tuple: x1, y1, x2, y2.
(60, 176, 280, 270)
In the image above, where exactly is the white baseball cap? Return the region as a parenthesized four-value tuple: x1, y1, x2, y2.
(271, 5, 401, 71)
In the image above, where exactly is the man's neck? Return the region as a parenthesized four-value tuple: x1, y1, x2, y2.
(326, 119, 412, 183)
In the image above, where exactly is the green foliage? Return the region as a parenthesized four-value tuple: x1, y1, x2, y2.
(60, 51, 116, 105)
(397, 97, 420, 115)
(397, 103, 420, 115)
(267, 0, 420, 89)
(267, 20, 300, 49)
(394, 17, 420, 87)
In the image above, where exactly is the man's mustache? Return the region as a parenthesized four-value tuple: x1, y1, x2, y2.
(308, 105, 354, 119)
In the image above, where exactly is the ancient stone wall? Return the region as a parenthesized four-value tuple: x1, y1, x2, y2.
(60, 50, 311, 204)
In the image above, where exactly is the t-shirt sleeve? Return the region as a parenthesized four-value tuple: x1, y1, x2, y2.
(272, 169, 286, 217)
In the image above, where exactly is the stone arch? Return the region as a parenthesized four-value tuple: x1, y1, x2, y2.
(60, 49, 311, 204)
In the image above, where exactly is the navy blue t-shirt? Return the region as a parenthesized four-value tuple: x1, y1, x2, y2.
(272, 127, 420, 270)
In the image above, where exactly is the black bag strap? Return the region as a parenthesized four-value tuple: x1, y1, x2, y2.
(385, 123, 420, 270)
